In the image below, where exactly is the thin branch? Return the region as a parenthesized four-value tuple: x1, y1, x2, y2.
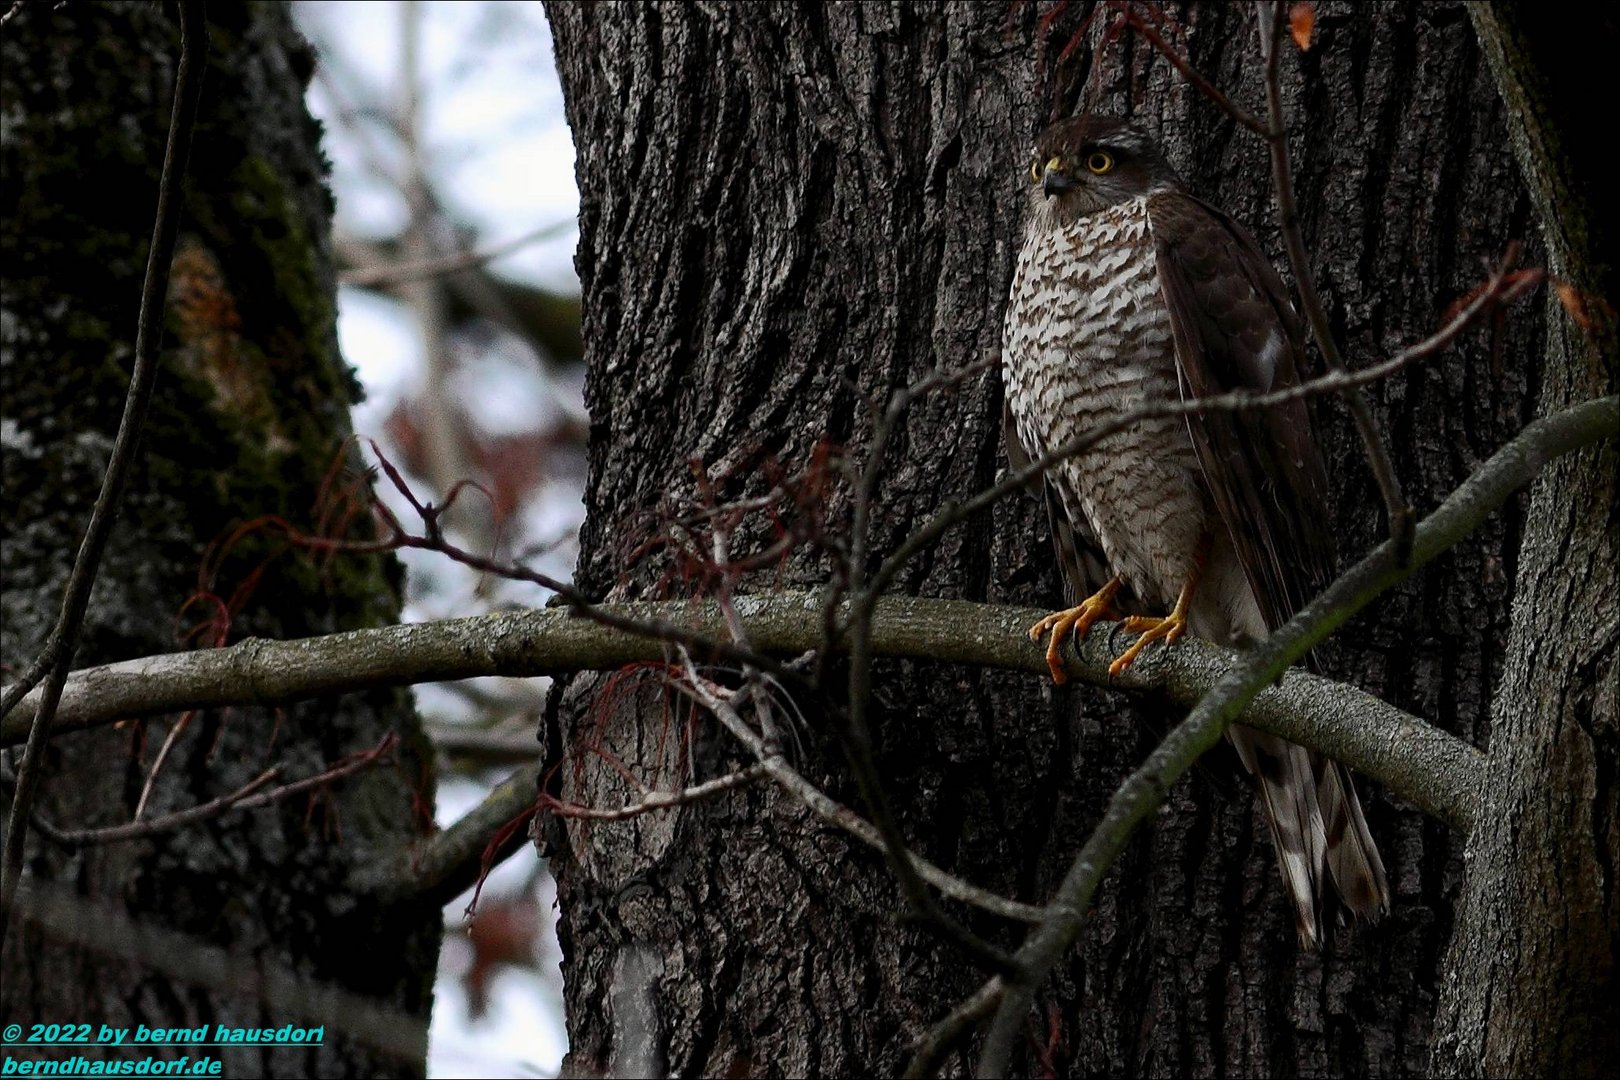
(971, 393, 1619, 1077)
(34, 769, 279, 848)
(1254, 0, 1414, 560)
(360, 666, 1044, 922)
(843, 360, 1023, 974)
(0, 0, 208, 945)
(338, 220, 575, 288)
(20, 735, 396, 850)
(674, 661, 1049, 925)
(1116, 2, 1271, 135)
(134, 707, 194, 820)
(539, 763, 768, 822)
(333, 454, 813, 693)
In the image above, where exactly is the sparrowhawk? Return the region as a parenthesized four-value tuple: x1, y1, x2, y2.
(1001, 114, 1388, 946)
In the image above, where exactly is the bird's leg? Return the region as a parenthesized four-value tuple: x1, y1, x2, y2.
(1029, 576, 1123, 684)
(1109, 537, 1210, 677)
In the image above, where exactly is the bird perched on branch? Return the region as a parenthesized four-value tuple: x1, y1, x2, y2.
(1001, 113, 1388, 946)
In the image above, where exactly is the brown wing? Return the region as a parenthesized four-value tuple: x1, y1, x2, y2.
(1147, 192, 1335, 630)
(1149, 193, 1388, 938)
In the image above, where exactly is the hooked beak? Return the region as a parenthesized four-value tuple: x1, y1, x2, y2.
(1041, 157, 1076, 198)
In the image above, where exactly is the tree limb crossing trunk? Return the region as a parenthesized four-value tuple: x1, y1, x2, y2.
(546, 3, 1560, 1075)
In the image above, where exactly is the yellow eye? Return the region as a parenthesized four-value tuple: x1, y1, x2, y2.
(1029, 157, 1042, 183)
(1085, 151, 1115, 175)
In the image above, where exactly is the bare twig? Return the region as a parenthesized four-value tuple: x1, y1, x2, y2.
(11, 767, 269, 849)
(1116, 2, 1270, 135)
(30, 735, 397, 849)
(539, 763, 769, 822)
(871, 253, 1538, 603)
(339, 220, 575, 288)
(0, 0, 208, 945)
(675, 659, 1050, 925)
(1254, 0, 1415, 560)
(971, 393, 1618, 1077)
(36, 770, 277, 847)
(134, 708, 195, 821)
(840, 362, 1025, 974)
(397, 0, 486, 548)
(223, 448, 810, 692)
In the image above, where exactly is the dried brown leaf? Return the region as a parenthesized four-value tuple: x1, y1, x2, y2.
(1290, 2, 1315, 50)
(1556, 281, 1593, 332)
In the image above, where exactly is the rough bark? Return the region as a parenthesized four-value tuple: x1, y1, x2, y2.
(1, 4, 438, 1075)
(546, 2, 1545, 1075)
(1431, 5, 1620, 1076)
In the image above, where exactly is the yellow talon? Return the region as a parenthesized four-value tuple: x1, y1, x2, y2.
(1108, 607, 1190, 676)
(1028, 576, 1123, 684)
(1106, 545, 1205, 677)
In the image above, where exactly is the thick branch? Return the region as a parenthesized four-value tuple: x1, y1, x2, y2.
(355, 761, 540, 906)
(6, 598, 1475, 833)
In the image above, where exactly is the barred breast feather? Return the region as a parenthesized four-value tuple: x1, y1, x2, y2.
(1002, 195, 1208, 612)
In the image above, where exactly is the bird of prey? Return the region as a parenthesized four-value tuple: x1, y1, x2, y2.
(1001, 114, 1388, 946)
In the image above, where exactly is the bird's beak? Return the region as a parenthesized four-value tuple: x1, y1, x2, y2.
(1041, 157, 1075, 198)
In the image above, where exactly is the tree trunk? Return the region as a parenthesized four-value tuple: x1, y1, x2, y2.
(1, 4, 438, 1075)
(545, 2, 1551, 1075)
(1430, 4, 1620, 1076)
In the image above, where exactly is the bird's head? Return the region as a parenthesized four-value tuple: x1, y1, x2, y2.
(1026, 115, 1180, 220)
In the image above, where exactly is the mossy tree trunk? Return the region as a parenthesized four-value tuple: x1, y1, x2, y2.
(1, 4, 439, 1075)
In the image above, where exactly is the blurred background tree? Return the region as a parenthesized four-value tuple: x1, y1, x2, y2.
(2, 3, 447, 1075)
(4, 2, 583, 1076)
(294, 2, 584, 1073)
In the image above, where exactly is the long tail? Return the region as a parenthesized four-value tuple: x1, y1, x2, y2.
(1227, 726, 1390, 947)
(1229, 724, 1329, 947)
(1316, 758, 1390, 925)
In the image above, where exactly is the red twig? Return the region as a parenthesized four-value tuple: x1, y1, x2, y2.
(32, 733, 397, 849)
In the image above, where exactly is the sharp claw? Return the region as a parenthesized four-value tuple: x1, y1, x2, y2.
(1026, 578, 1124, 685)
(1107, 610, 1189, 677)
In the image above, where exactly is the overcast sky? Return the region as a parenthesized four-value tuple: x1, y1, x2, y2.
(295, 4, 579, 1075)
